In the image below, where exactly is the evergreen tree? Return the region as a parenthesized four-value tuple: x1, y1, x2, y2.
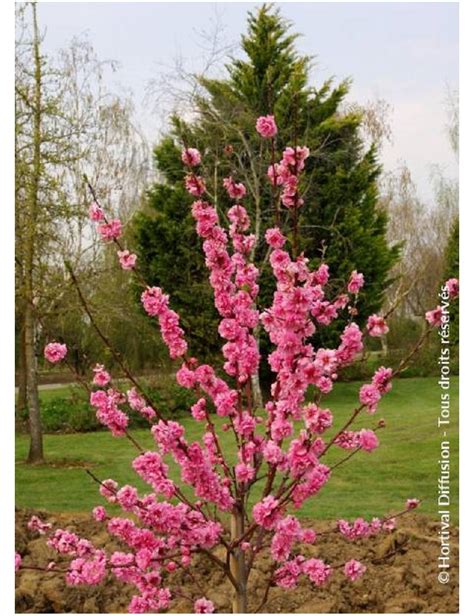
(134, 4, 399, 362)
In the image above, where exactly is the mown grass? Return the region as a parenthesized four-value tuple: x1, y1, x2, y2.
(15, 376, 458, 522)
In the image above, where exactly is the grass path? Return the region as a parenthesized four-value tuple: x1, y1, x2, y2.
(15, 376, 458, 521)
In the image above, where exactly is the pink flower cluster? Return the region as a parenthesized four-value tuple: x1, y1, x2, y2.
(445, 277, 459, 298)
(194, 598, 215, 613)
(90, 388, 129, 436)
(344, 559, 367, 581)
(44, 342, 68, 364)
(182, 147, 201, 167)
(425, 278, 459, 327)
(367, 314, 389, 337)
(89, 202, 104, 221)
(223, 176, 247, 200)
(337, 515, 396, 541)
(270, 515, 315, 562)
(189, 197, 260, 383)
(185, 175, 206, 197)
(97, 219, 122, 241)
(267, 144, 310, 208)
(28, 515, 52, 535)
(256, 114, 278, 138)
(141, 287, 187, 359)
(348, 270, 364, 294)
(275, 555, 334, 589)
(358, 366, 392, 414)
(335, 428, 379, 452)
(92, 363, 111, 387)
(117, 249, 137, 270)
(425, 306, 444, 327)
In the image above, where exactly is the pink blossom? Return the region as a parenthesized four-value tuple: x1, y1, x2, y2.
(92, 506, 107, 522)
(256, 114, 277, 138)
(132, 451, 175, 499)
(127, 387, 145, 411)
(99, 478, 118, 503)
(406, 498, 420, 510)
(15, 552, 22, 571)
(191, 398, 207, 421)
(97, 219, 122, 241)
(66, 550, 107, 585)
(347, 270, 364, 294)
(267, 162, 290, 186)
(445, 277, 459, 299)
(253, 495, 281, 530)
(337, 323, 363, 364)
(263, 440, 286, 466)
(292, 464, 330, 509)
(92, 364, 111, 387)
(235, 463, 255, 483)
(194, 598, 215, 613)
(116, 485, 140, 511)
(152, 420, 185, 453)
(234, 412, 256, 437)
(90, 388, 128, 437)
(275, 558, 303, 589)
(265, 227, 287, 249)
(338, 519, 371, 542)
(314, 263, 330, 286)
(182, 147, 201, 167)
(141, 287, 187, 358)
(383, 517, 397, 531)
(303, 558, 332, 586)
(185, 175, 206, 197)
(176, 363, 196, 389)
(214, 390, 238, 417)
(28, 515, 52, 535)
(372, 366, 393, 394)
(44, 342, 68, 364)
(89, 202, 104, 222)
(281, 174, 304, 209)
(358, 429, 379, 452)
(367, 314, 389, 337)
(117, 250, 137, 270)
(343, 559, 366, 581)
(282, 145, 309, 167)
(425, 306, 443, 327)
(223, 177, 247, 200)
(141, 287, 168, 317)
(304, 404, 333, 434)
(227, 204, 250, 232)
(334, 431, 359, 451)
(359, 383, 382, 413)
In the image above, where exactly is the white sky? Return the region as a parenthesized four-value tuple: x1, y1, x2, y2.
(36, 2, 459, 203)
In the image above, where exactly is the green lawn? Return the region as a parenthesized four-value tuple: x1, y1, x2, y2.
(16, 376, 458, 522)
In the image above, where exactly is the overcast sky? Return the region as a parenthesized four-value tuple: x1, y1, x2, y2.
(36, 2, 459, 202)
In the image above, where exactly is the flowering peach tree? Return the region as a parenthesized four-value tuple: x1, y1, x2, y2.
(16, 115, 458, 613)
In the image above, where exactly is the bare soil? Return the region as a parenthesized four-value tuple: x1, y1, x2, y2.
(15, 508, 458, 613)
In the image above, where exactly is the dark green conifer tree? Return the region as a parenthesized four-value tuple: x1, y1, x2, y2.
(134, 4, 399, 362)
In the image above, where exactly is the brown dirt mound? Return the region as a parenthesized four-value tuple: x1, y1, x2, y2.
(15, 508, 458, 613)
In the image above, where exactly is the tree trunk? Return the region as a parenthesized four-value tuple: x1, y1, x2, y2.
(230, 507, 248, 613)
(25, 301, 43, 464)
(17, 317, 27, 412)
(24, 1, 43, 464)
